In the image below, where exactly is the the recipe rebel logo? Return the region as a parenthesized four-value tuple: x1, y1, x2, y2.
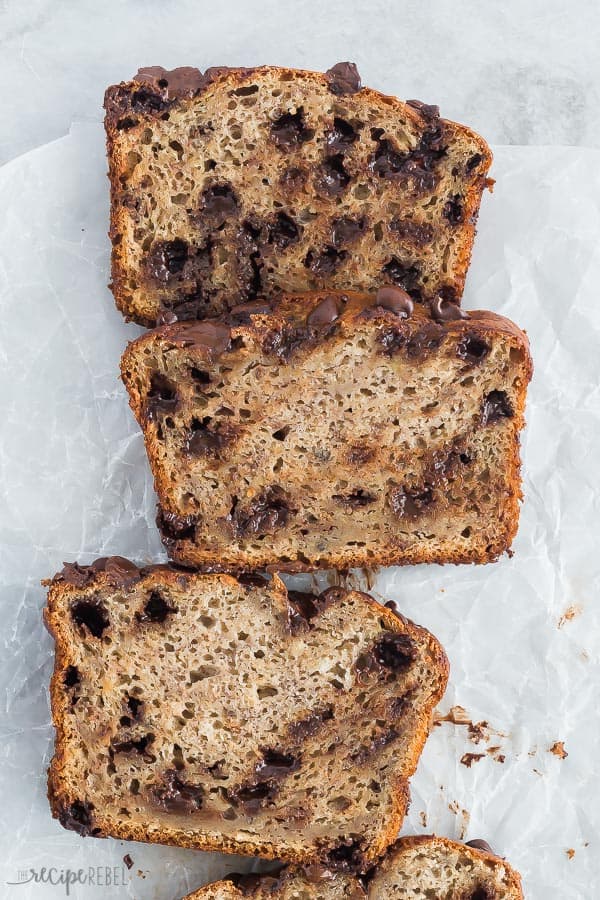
(6, 865, 129, 895)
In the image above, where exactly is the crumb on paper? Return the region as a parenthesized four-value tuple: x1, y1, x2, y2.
(533, 768, 543, 776)
(558, 604, 582, 628)
(566, 849, 575, 860)
(487, 745, 506, 764)
(434, 705, 472, 726)
(123, 854, 133, 870)
(461, 752, 485, 767)
(550, 741, 568, 759)
(419, 810, 427, 828)
(137, 870, 146, 879)
(434, 706, 507, 747)
(448, 801, 470, 839)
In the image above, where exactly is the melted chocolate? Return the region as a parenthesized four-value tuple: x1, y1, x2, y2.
(57, 801, 97, 837)
(104, 556, 141, 588)
(331, 216, 365, 246)
(430, 296, 468, 323)
(230, 486, 294, 537)
(136, 590, 178, 624)
(271, 108, 312, 149)
(375, 285, 414, 318)
(307, 295, 341, 326)
(70, 598, 109, 639)
(152, 770, 204, 813)
(465, 839, 495, 854)
(481, 390, 514, 425)
(171, 321, 232, 360)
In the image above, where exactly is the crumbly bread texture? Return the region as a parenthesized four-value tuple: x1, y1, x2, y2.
(185, 836, 523, 899)
(45, 560, 448, 865)
(120, 289, 532, 572)
(104, 63, 492, 326)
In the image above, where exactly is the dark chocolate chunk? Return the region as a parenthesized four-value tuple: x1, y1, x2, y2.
(237, 573, 269, 588)
(466, 839, 495, 854)
(228, 780, 275, 815)
(262, 323, 315, 361)
(146, 372, 178, 420)
(332, 489, 377, 508)
(389, 217, 434, 246)
(116, 116, 138, 131)
(130, 87, 170, 114)
(136, 590, 178, 624)
(186, 416, 237, 458)
(255, 749, 300, 780)
(307, 295, 340, 326)
(373, 632, 417, 671)
(332, 216, 365, 246)
(147, 238, 189, 282)
(316, 154, 350, 195)
(126, 695, 143, 719)
(111, 732, 155, 758)
(123, 854, 134, 870)
(268, 212, 300, 249)
(156, 508, 198, 542)
(388, 485, 435, 519)
(58, 562, 98, 588)
(325, 61, 362, 95)
(57, 800, 97, 837)
(135, 66, 207, 98)
(225, 871, 285, 895)
(152, 770, 204, 813)
(104, 556, 141, 588)
(406, 324, 446, 357)
(172, 321, 232, 360)
(457, 333, 490, 364)
(70, 599, 109, 639)
(305, 246, 347, 277)
(466, 152, 484, 172)
(326, 839, 365, 872)
(375, 285, 414, 318)
(190, 366, 211, 384)
(371, 138, 407, 178)
(406, 98, 440, 120)
(288, 706, 334, 741)
(327, 117, 359, 153)
(231, 486, 294, 537)
(287, 590, 330, 631)
(443, 193, 464, 225)
(481, 390, 514, 425)
(430, 296, 468, 323)
(64, 665, 80, 688)
(351, 728, 400, 764)
(201, 183, 238, 225)
(381, 258, 421, 297)
(470, 887, 497, 900)
(271, 108, 312, 149)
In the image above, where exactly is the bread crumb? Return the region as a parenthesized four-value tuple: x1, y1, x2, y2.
(550, 741, 568, 759)
(558, 605, 582, 628)
(566, 849, 575, 860)
(419, 811, 427, 828)
(460, 752, 484, 768)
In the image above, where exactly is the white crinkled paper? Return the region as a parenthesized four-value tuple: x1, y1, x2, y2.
(0, 125, 599, 899)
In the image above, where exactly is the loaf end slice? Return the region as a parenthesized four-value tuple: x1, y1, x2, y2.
(121, 289, 532, 571)
(105, 63, 491, 326)
(184, 836, 523, 899)
(45, 559, 448, 865)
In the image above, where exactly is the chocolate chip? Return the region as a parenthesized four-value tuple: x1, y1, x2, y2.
(406, 98, 440, 120)
(373, 633, 417, 671)
(201, 183, 238, 225)
(332, 489, 377, 508)
(256, 749, 300, 779)
(147, 238, 189, 282)
(58, 801, 97, 837)
(146, 372, 178, 420)
(64, 666, 80, 688)
(123, 854, 134, 870)
(389, 218, 434, 246)
(137, 590, 178, 624)
(326, 839, 364, 872)
(116, 116, 138, 131)
(371, 138, 407, 178)
(135, 66, 207, 98)
(375, 285, 414, 318)
(466, 152, 484, 172)
(268, 212, 300, 248)
(229, 781, 274, 813)
(305, 246, 347, 277)
(481, 391, 513, 425)
(443, 193, 464, 225)
(470, 887, 496, 900)
(430, 296, 468, 323)
(185, 416, 236, 458)
(126, 695, 143, 718)
(156, 508, 197, 542)
(288, 706, 334, 740)
(457, 333, 490, 364)
(287, 590, 329, 631)
(316, 154, 350, 195)
(327, 117, 359, 153)
(172, 321, 232, 360)
(130, 87, 170, 113)
(152, 770, 204, 813)
(104, 557, 141, 589)
(466, 839, 495, 854)
(231, 486, 294, 537)
(332, 216, 365, 246)
(271, 108, 312, 149)
(111, 732, 155, 758)
(406, 324, 446, 356)
(381, 258, 421, 296)
(388, 485, 434, 519)
(262, 323, 315, 361)
(307, 295, 340, 326)
(71, 599, 109, 639)
(325, 61, 362, 95)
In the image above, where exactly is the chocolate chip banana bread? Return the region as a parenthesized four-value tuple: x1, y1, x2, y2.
(105, 63, 492, 326)
(184, 836, 523, 899)
(45, 560, 448, 865)
(120, 288, 532, 571)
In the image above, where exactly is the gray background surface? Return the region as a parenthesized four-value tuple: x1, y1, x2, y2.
(1, 0, 598, 163)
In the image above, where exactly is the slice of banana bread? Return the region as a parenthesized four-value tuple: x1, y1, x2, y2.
(105, 63, 491, 326)
(185, 836, 523, 899)
(120, 288, 532, 572)
(45, 560, 448, 865)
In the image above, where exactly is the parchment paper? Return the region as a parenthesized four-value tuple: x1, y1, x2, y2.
(0, 124, 598, 899)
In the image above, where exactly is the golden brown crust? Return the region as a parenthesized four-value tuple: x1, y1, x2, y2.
(105, 65, 492, 326)
(121, 290, 532, 572)
(45, 563, 448, 865)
